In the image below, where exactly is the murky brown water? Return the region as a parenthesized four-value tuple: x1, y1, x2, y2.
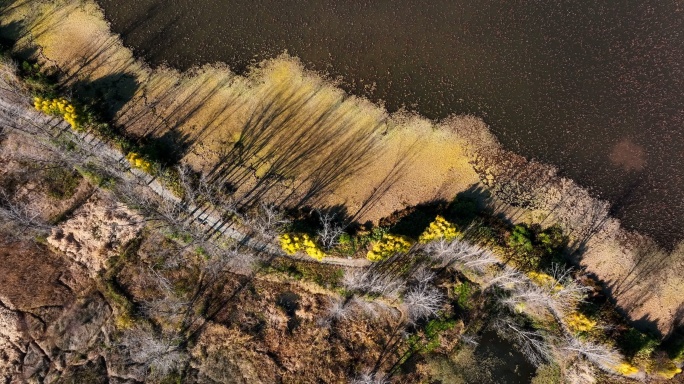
(96, 0, 684, 246)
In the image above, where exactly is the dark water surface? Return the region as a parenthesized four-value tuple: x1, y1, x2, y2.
(96, 0, 684, 246)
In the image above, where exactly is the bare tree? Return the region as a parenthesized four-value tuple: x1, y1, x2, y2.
(349, 296, 398, 320)
(141, 268, 189, 326)
(350, 371, 388, 384)
(199, 245, 258, 277)
(562, 337, 622, 371)
(492, 316, 553, 367)
(0, 56, 20, 94)
(0, 191, 52, 236)
(424, 238, 497, 272)
(176, 164, 238, 217)
(502, 264, 590, 317)
(316, 210, 346, 251)
(500, 284, 553, 316)
(410, 266, 435, 286)
(246, 202, 290, 240)
(114, 180, 197, 238)
(403, 284, 444, 323)
(326, 297, 351, 322)
(546, 264, 590, 313)
(0, 133, 62, 168)
(460, 334, 480, 346)
(490, 264, 593, 329)
(483, 266, 526, 290)
(342, 268, 406, 298)
(118, 326, 187, 378)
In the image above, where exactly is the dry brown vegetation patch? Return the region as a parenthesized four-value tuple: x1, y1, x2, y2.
(0, 241, 73, 311)
(47, 193, 143, 275)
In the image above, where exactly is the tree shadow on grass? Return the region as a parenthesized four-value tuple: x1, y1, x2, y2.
(377, 184, 494, 240)
(71, 73, 139, 121)
(0, 20, 24, 50)
(201, 78, 394, 213)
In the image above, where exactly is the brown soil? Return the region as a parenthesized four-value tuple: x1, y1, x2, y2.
(0, 241, 73, 311)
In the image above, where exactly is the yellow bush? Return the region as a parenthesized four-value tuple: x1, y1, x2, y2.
(126, 152, 154, 173)
(279, 233, 326, 261)
(527, 271, 562, 292)
(115, 312, 134, 330)
(614, 362, 639, 375)
(419, 215, 461, 243)
(566, 312, 596, 333)
(367, 234, 412, 262)
(33, 96, 82, 130)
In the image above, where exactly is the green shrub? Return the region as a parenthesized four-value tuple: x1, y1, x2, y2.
(531, 364, 562, 384)
(448, 195, 478, 224)
(406, 317, 457, 356)
(536, 226, 565, 254)
(454, 282, 474, 311)
(338, 233, 352, 245)
(619, 328, 659, 361)
(44, 167, 81, 199)
(506, 224, 567, 270)
(20, 61, 57, 97)
(508, 224, 534, 253)
(75, 164, 115, 188)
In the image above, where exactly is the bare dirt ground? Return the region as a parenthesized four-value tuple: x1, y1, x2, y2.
(0, 241, 73, 311)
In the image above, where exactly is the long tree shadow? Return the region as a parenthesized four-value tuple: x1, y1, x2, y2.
(72, 73, 139, 120)
(202, 75, 391, 214)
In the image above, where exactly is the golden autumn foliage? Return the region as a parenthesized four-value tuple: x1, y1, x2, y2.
(418, 215, 461, 243)
(125, 152, 154, 173)
(366, 234, 412, 262)
(566, 312, 597, 333)
(614, 362, 639, 375)
(279, 233, 326, 261)
(33, 96, 83, 130)
(527, 271, 563, 292)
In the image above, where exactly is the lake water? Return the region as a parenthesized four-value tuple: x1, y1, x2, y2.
(96, 0, 684, 246)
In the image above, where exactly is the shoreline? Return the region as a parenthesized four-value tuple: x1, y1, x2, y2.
(1, 0, 682, 335)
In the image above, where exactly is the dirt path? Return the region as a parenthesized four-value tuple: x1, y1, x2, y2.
(0, 91, 370, 269)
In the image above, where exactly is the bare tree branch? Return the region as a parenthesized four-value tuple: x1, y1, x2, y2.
(316, 210, 345, 251)
(342, 268, 406, 299)
(403, 283, 444, 323)
(562, 337, 622, 371)
(117, 326, 187, 378)
(424, 238, 497, 272)
(491, 316, 553, 367)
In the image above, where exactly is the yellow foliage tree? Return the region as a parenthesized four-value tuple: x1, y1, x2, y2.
(33, 96, 83, 130)
(527, 271, 563, 293)
(419, 215, 461, 243)
(566, 312, 597, 333)
(279, 233, 326, 261)
(126, 152, 154, 173)
(367, 234, 412, 262)
(614, 362, 639, 375)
